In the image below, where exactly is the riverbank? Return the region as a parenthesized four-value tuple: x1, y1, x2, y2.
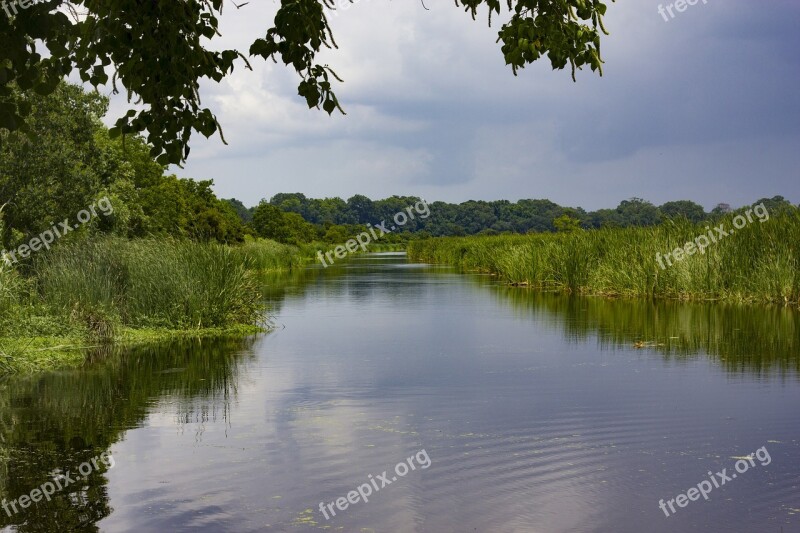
(407, 209, 800, 306)
(0, 325, 267, 373)
(0, 237, 314, 374)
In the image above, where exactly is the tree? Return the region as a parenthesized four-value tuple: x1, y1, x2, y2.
(0, 81, 245, 246)
(614, 198, 661, 227)
(659, 200, 706, 223)
(317, 197, 354, 224)
(252, 201, 315, 244)
(135, 176, 245, 242)
(347, 194, 375, 224)
(252, 203, 290, 243)
(711, 203, 732, 217)
(585, 208, 621, 229)
(752, 196, 794, 216)
(0, 0, 613, 164)
(225, 198, 254, 223)
(553, 213, 581, 232)
(0, 83, 109, 246)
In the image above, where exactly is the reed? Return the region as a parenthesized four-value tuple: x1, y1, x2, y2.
(408, 210, 800, 305)
(35, 237, 265, 329)
(231, 238, 312, 272)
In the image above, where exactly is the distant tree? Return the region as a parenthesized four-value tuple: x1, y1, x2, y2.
(456, 201, 497, 235)
(252, 201, 315, 244)
(182, 180, 245, 243)
(323, 224, 351, 243)
(318, 197, 354, 224)
(252, 203, 291, 243)
(225, 198, 254, 223)
(137, 177, 245, 243)
(614, 198, 661, 227)
(445, 223, 467, 237)
(511, 199, 565, 232)
(270, 193, 306, 214)
(347, 195, 376, 223)
(659, 200, 706, 223)
(253, 192, 793, 239)
(586, 208, 622, 229)
(283, 212, 317, 242)
(752, 196, 795, 215)
(711, 203, 732, 217)
(554, 214, 582, 233)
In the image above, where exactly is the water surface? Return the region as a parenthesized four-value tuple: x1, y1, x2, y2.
(1, 252, 799, 532)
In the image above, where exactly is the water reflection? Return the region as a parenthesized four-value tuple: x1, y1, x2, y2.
(488, 285, 800, 376)
(0, 337, 256, 531)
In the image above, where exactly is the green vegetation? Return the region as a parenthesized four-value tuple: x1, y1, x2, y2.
(0, 238, 310, 374)
(245, 195, 428, 247)
(248, 193, 798, 239)
(36, 238, 263, 329)
(232, 237, 315, 272)
(408, 208, 800, 305)
(0, 82, 322, 374)
(0, 83, 247, 245)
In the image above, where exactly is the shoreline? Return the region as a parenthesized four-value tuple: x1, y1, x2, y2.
(0, 324, 268, 375)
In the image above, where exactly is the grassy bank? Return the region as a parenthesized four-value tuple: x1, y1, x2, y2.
(408, 209, 800, 305)
(0, 237, 311, 373)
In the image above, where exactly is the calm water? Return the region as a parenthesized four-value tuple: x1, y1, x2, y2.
(1, 252, 799, 532)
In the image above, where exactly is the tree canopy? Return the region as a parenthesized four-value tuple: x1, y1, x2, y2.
(0, 0, 613, 165)
(245, 193, 793, 240)
(0, 81, 246, 249)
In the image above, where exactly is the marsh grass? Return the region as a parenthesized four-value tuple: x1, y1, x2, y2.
(0, 237, 314, 373)
(232, 238, 312, 272)
(35, 237, 267, 329)
(408, 210, 800, 305)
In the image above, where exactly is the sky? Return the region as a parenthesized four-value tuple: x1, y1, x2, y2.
(105, 0, 800, 211)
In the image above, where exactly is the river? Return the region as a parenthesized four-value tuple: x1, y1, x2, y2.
(1, 252, 798, 532)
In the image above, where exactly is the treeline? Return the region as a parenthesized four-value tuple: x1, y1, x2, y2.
(0, 83, 245, 252)
(234, 193, 798, 240)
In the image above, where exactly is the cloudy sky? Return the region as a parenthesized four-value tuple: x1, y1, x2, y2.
(108, 0, 800, 210)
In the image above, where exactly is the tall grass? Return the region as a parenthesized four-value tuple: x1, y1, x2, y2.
(0, 263, 25, 322)
(408, 210, 800, 305)
(0, 236, 316, 373)
(35, 237, 265, 329)
(231, 238, 312, 272)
